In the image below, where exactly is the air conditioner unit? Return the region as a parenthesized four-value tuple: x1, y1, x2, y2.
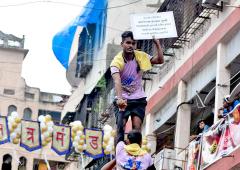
(154, 148, 176, 170)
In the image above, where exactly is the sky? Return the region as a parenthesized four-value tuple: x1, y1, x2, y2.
(0, 0, 88, 95)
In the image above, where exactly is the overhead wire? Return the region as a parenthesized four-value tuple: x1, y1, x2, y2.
(0, 0, 143, 10)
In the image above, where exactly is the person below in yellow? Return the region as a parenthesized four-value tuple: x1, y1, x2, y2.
(116, 130, 155, 170)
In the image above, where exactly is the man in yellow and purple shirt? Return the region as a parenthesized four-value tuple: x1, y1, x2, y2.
(110, 31, 164, 143)
(116, 130, 154, 170)
(100, 131, 156, 170)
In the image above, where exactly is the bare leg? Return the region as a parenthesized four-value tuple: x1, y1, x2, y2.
(131, 115, 142, 131)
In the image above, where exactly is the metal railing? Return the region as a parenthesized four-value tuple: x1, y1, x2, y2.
(0, 31, 24, 49)
(158, 0, 212, 49)
(153, 146, 188, 170)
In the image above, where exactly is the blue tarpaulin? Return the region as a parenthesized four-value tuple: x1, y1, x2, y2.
(52, 0, 107, 69)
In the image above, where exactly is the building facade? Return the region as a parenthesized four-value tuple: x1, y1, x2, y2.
(142, 0, 240, 169)
(0, 31, 73, 170)
(60, 0, 240, 169)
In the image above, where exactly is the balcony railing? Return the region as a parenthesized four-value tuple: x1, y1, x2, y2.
(158, 0, 216, 49)
(0, 31, 24, 49)
(153, 146, 188, 170)
(186, 102, 240, 170)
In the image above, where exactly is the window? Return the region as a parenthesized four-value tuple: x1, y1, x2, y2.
(18, 157, 27, 170)
(25, 92, 35, 99)
(3, 89, 15, 95)
(8, 105, 17, 116)
(8, 40, 20, 47)
(38, 110, 61, 123)
(2, 154, 12, 170)
(137, 40, 153, 56)
(23, 108, 32, 120)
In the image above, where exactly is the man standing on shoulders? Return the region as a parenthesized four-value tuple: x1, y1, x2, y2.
(110, 31, 164, 142)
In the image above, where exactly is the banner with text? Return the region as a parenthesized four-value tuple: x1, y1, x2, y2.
(52, 124, 71, 155)
(0, 117, 9, 144)
(20, 120, 41, 151)
(130, 11, 177, 40)
(84, 128, 104, 159)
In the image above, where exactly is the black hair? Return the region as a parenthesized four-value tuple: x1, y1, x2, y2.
(127, 130, 142, 145)
(121, 31, 134, 41)
(197, 119, 205, 125)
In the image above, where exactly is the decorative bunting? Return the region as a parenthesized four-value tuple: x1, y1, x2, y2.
(20, 120, 41, 151)
(187, 140, 200, 170)
(51, 124, 71, 155)
(70, 121, 86, 153)
(84, 128, 104, 158)
(102, 125, 115, 155)
(8, 111, 21, 144)
(216, 125, 235, 157)
(39, 115, 54, 147)
(0, 116, 10, 144)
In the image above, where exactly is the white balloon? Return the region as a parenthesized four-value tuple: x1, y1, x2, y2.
(43, 132, 50, 138)
(74, 147, 80, 153)
(83, 144, 87, 150)
(71, 122, 76, 126)
(74, 121, 82, 125)
(10, 136, 14, 142)
(147, 143, 152, 148)
(74, 135, 80, 141)
(41, 134, 45, 141)
(79, 139, 85, 144)
(47, 127, 53, 133)
(8, 116, 14, 123)
(76, 131, 83, 137)
(8, 122, 12, 129)
(38, 115, 45, 122)
(46, 121, 54, 127)
(10, 133, 16, 139)
(73, 141, 78, 147)
(40, 122, 46, 129)
(106, 145, 112, 152)
(15, 126, 21, 133)
(17, 123, 21, 129)
(103, 125, 112, 132)
(11, 111, 18, 118)
(104, 131, 111, 137)
(109, 138, 114, 145)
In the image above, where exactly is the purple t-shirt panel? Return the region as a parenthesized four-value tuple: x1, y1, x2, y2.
(111, 59, 146, 100)
(116, 141, 153, 170)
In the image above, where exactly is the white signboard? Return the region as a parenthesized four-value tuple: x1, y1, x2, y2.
(130, 12, 178, 40)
